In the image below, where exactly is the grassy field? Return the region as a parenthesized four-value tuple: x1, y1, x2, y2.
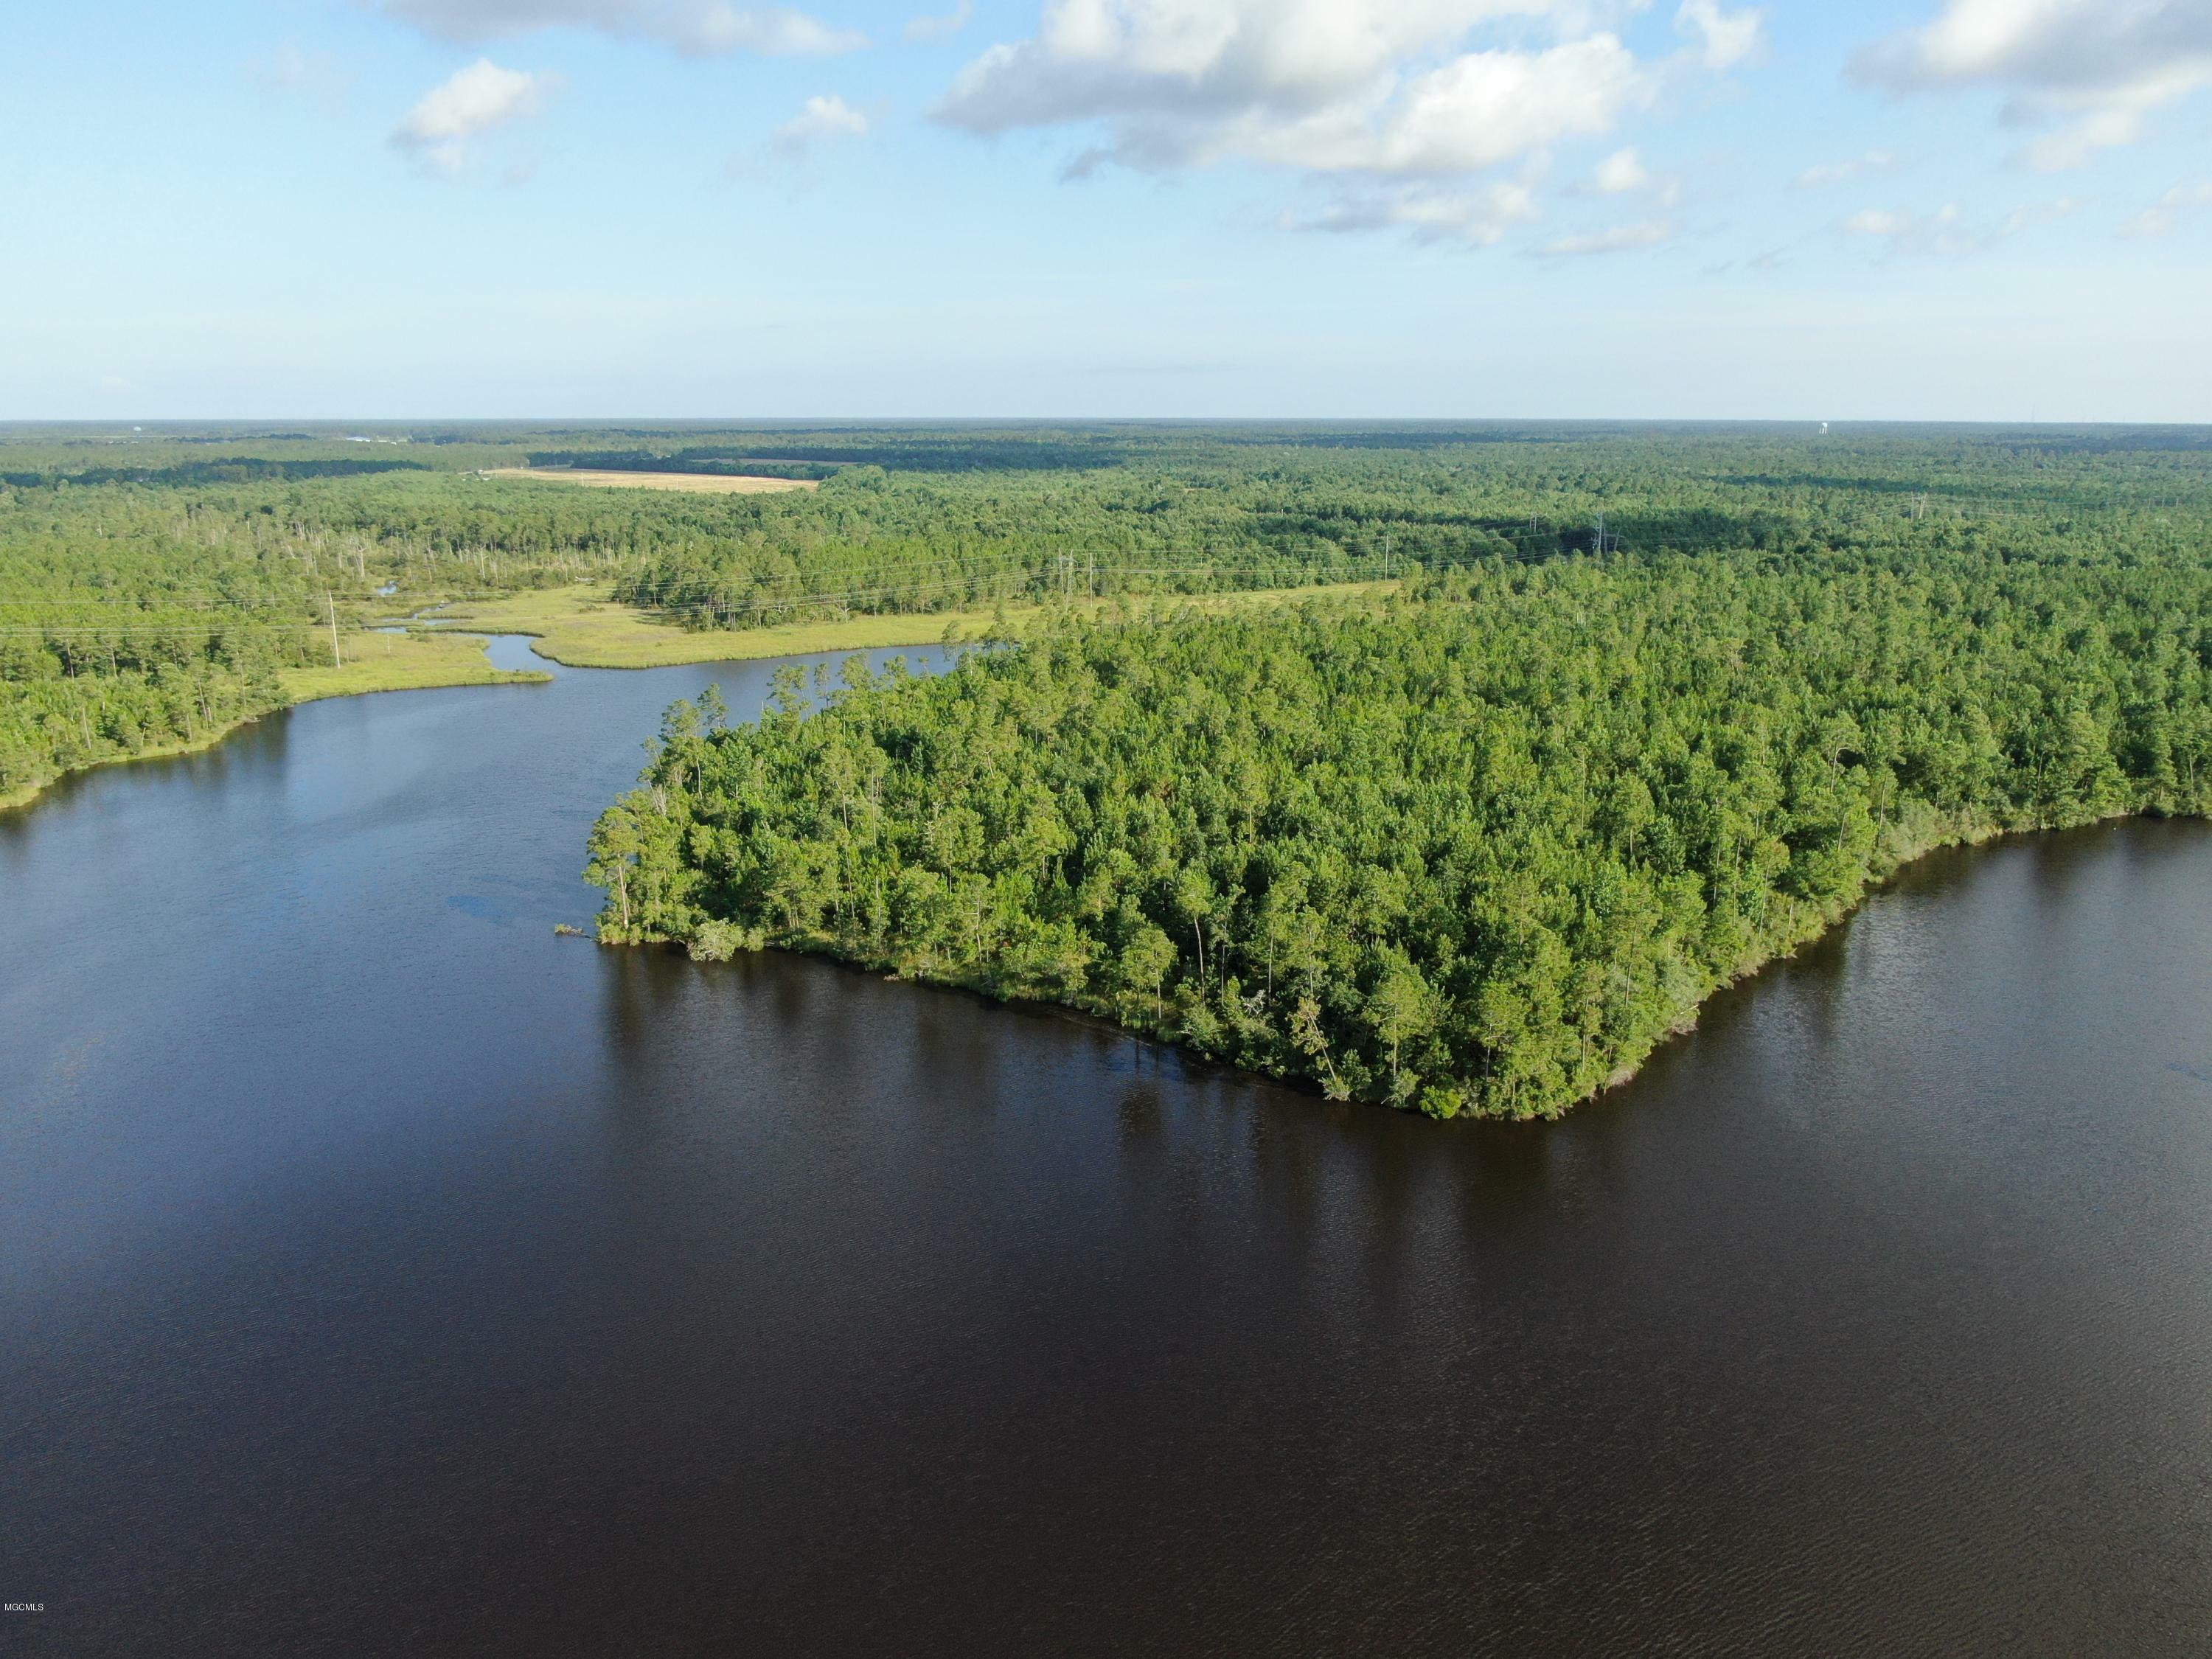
(279, 629, 552, 703)
(425, 581, 1404, 669)
(483, 468, 819, 495)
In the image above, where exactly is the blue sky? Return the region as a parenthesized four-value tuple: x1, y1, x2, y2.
(5, 0, 2211, 420)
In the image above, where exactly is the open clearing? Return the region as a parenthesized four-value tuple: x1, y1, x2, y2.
(423, 580, 1402, 669)
(486, 468, 820, 495)
(282, 628, 550, 703)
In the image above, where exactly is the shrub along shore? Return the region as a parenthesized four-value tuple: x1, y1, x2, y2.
(1, 632, 546, 812)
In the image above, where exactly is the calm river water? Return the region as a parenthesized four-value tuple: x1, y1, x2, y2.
(3, 641, 2209, 1656)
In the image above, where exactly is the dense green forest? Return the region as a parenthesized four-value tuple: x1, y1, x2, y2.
(588, 548, 2212, 1118)
(7, 417, 2210, 838)
(0, 485, 334, 799)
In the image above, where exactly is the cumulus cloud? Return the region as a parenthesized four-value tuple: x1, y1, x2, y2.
(392, 58, 557, 173)
(2121, 179, 2212, 237)
(936, 4, 1663, 171)
(1853, 0, 2212, 171)
(905, 0, 973, 42)
(726, 91, 871, 176)
(1840, 195, 2080, 257)
(1675, 0, 1763, 70)
(375, 0, 865, 56)
(1330, 37, 1649, 175)
(1792, 148, 1897, 189)
(773, 93, 869, 154)
(945, 4, 1758, 167)
(1583, 144, 1682, 205)
(1591, 146, 1649, 194)
(928, 0, 1760, 249)
(1535, 218, 1677, 256)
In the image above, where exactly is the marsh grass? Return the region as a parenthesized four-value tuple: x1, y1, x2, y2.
(279, 630, 550, 703)
(429, 581, 1403, 669)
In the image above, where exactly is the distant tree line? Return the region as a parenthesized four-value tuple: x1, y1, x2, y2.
(0, 458, 428, 490)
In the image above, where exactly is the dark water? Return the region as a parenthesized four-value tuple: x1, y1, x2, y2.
(4, 642, 2210, 1657)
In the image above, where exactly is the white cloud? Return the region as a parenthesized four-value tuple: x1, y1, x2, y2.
(773, 93, 870, 154)
(1675, 0, 1763, 71)
(905, 0, 973, 42)
(1535, 218, 1676, 256)
(1284, 181, 1539, 246)
(1854, 1, 2212, 171)
(1840, 195, 2080, 257)
(938, 2, 1587, 163)
(935, 2, 1761, 174)
(391, 58, 558, 174)
(1585, 144, 1682, 205)
(1326, 37, 1649, 176)
(1792, 149, 1897, 189)
(375, 0, 866, 56)
(931, 1, 1761, 250)
(2121, 179, 2212, 237)
(1592, 146, 1649, 194)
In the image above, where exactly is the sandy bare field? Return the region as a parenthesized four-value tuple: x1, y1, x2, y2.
(487, 467, 821, 495)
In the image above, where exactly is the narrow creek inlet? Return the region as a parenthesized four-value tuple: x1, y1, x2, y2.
(3, 641, 2209, 1657)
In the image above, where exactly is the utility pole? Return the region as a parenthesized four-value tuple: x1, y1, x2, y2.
(326, 591, 341, 668)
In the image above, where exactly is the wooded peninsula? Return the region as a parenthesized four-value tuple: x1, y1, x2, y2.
(565, 420, 2204, 1118)
(591, 551, 2212, 1118)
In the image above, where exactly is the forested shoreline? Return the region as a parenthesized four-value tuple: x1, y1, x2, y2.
(0, 487, 322, 804)
(8, 418, 2212, 1112)
(588, 549, 2212, 1119)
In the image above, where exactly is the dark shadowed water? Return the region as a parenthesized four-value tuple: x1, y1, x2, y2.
(3, 641, 2209, 1657)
